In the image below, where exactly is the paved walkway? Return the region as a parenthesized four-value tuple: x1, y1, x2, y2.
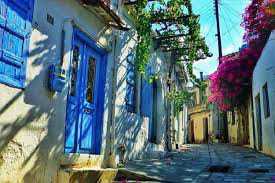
(121, 144, 275, 183)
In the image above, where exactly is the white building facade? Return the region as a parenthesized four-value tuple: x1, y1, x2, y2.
(0, 0, 188, 182)
(251, 31, 275, 157)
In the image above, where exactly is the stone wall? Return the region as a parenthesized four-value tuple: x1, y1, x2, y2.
(227, 103, 250, 145)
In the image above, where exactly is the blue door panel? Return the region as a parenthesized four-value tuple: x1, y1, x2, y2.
(78, 113, 94, 152)
(65, 29, 107, 154)
(65, 36, 83, 153)
(65, 104, 78, 151)
(95, 54, 107, 154)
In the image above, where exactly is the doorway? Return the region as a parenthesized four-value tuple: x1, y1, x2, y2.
(65, 29, 107, 154)
(190, 120, 195, 143)
(203, 118, 209, 142)
(255, 94, 263, 151)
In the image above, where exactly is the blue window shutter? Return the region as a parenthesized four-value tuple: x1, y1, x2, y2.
(140, 65, 153, 117)
(0, 0, 34, 88)
(126, 53, 136, 113)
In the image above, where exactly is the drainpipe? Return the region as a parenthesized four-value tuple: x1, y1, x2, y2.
(60, 29, 65, 66)
(60, 18, 74, 66)
(109, 31, 119, 156)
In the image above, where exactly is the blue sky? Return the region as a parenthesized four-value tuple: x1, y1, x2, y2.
(191, 0, 250, 77)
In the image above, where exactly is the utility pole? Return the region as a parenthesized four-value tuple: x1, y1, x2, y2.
(214, 0, 225, 141)
(214, 0, 223, 63)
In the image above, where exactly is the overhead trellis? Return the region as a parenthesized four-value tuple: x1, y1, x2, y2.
(125, 0, 212, 86)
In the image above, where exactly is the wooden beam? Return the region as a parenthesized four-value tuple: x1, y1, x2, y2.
(153, 32, 190, 40)
(123, 0, 157, 5)
(151, 15, 191, 23)
(163, 48, 189, 52)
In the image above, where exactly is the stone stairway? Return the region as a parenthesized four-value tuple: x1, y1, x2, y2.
(57, 167, 118, 183)
(56, 166, 164, 183)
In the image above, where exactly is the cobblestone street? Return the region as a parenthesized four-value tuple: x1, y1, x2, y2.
(121, 144, 275, 183)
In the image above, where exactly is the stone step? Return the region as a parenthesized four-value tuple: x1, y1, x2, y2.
(57, 167, 118, 183)
(57, 167, 164, 183)
(117, 169, 165, 182)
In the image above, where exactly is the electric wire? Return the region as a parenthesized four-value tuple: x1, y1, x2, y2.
(219, 6, 237, 50)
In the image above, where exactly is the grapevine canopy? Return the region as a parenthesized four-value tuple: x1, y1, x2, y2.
(125, 0, 212, 85)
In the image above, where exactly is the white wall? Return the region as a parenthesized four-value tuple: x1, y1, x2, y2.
(252, 31, 275, 157)
(0, 0, 114, 182)
(113, 11, 168, 160)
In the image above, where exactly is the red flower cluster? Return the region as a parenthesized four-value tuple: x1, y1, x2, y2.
(209, 0, 275, 111)
(242, 0, 275, 48)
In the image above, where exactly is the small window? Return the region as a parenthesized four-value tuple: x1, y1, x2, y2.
(262, 83, 270, 118)
(126, 53, 136, 113)
(70, 46, 79, 96)
(86, 57, 96, 103)
(200, 88, 206, 104)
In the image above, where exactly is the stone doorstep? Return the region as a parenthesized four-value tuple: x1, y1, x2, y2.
(57, 167, 118, 183)
(57, 167, 165, 183)
(118, 169, 166, 182)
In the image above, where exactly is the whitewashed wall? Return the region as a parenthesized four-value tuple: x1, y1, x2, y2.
(0, 0, 114, 182)
(113, 10, 168, 160)
(252, 31, 275, 157)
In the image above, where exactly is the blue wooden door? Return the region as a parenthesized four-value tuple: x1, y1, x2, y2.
(0, 0, 34, 88)
(140, 66, 154, 141)
(65, 30, 107, 154)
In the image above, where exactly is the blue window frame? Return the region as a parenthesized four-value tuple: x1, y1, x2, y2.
(126, 52, 136, 113)
(0, 0, 34, 88)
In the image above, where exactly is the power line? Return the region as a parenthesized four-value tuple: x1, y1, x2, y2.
(219, 6, 237, 50)
(204, 16, 216, 38)
(221, 5, 241, 35)
(193, 66, 211, 74)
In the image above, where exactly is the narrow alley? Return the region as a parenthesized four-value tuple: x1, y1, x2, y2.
(0, 0, 274, 183)
(121, 144, 275, 183)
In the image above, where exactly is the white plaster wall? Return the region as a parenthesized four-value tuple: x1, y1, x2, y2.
(0, 0, 114, 182)
(177, 106, 188, 145)
(113, 10, 168, 161)
(252, 31, 275, 157)
(181, 106, 188, 144)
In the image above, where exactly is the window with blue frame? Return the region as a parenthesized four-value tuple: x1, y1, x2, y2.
(126, 52, 136, 113)
(0, 0, 34, 88)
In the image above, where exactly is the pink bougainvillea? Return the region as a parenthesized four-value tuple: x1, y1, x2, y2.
(209, 0, 275, 111)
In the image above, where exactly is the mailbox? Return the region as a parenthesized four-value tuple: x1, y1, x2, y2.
(49, 65, 66, 92)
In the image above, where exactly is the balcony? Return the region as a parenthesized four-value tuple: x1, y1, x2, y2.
(188, 103, 208, 115)
(77, 0, 129, 31)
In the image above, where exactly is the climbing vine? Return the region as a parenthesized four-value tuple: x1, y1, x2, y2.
(127, 0, 211, 85)
(168, 88, 193, 114)
(135, 0, 151, 75)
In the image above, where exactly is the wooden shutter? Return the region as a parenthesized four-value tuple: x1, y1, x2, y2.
(0, 0, 34, 88)
(126, 53, 135, 113)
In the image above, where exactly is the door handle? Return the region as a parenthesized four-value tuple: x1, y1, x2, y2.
(83, 108, 93, 114)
